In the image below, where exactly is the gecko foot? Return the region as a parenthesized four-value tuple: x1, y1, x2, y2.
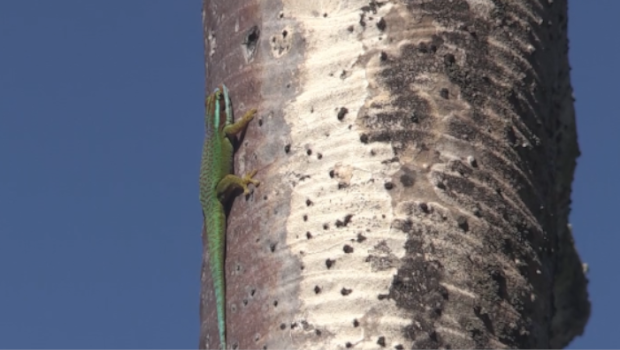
(241, 169, 260, 195)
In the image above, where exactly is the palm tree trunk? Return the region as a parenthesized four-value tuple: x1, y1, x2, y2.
(199, 0, 589, 348)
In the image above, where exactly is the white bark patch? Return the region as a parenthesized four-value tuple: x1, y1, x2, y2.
(207, 30, 217, 57)
(276, 1, 413, 348)
(464, 0, 495, 18)
(270, 26, 294, 58)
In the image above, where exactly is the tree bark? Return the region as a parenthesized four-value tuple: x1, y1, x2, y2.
(199, 0, 590, 349)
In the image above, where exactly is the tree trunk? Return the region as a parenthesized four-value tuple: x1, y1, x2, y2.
(199, 0, 589, 349)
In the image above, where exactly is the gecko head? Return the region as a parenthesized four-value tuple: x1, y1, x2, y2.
(205, 87, 224, 130)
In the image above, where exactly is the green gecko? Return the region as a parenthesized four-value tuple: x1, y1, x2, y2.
(199, 84, 259, 350)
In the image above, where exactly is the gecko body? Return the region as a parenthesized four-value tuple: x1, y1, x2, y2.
(199, 84, 258, 350)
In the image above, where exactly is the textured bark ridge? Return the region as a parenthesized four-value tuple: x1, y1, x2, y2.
(200, 0, 589, 349)
(357, 0, 588, 348)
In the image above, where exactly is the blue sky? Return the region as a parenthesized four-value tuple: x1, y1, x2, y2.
(0, 1, 616, 348)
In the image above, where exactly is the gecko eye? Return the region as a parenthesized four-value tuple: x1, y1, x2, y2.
(215, 90, 223, 101)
